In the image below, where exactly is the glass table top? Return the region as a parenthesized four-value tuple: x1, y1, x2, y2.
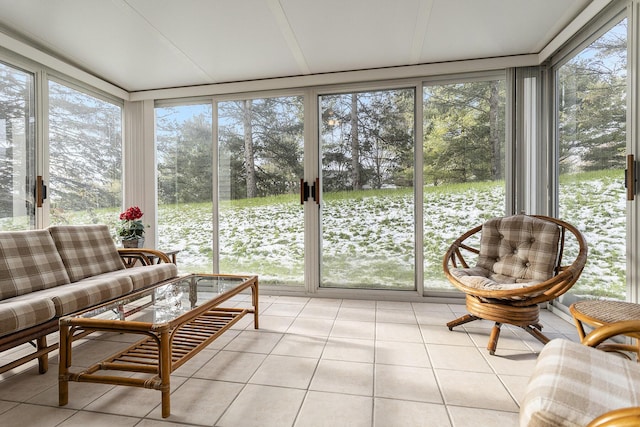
(68, 274, 256, 326)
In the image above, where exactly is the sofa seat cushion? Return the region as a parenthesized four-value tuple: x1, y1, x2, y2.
(520, 339, 640, 427)
(0, 294, 56, 337)
(48, 225, 125, 283)
(0, 230, 70, 299)
(109, 263, 179, 290)
(45, 273, 134, 316)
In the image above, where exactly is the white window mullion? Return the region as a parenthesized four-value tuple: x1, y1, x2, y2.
(628, 0, 639, 304)
(36, 69, 48, 229)
(415, 84, 425, 296)
(305, 88, 320, 293)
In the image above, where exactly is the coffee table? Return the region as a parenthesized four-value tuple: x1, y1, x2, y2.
(58, 273, 258, 418)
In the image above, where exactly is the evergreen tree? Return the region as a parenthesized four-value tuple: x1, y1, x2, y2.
(156, 106, 213, 204)
(423, 80, 505, 185)
(321, 89, 414, 191)
(558, 21, 626, 174)
(0, 63, 35, 220)
(218, 96, 303, 199)
(48, 81, 122, 215)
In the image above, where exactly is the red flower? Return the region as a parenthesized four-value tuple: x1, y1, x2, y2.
(119, 206, 143, 221)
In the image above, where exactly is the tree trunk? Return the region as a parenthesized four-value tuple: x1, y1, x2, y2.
(350, 94, 361, 190)
(243, 99, 257, 198)
(489, 81, 501, 180)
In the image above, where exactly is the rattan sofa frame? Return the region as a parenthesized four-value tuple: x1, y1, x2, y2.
(0, 248, 172, 375)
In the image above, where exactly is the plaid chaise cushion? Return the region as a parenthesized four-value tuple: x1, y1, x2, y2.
(108, 263, 179, 290)
(45, 273, 133, 316)
(48, 225, 125, 283)
(0, 294, 56, 337)
(0, 229, 70, 300)
(520, 339, 640, 427)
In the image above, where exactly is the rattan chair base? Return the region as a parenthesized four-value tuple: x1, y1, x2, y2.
(447, 295, 548, 355)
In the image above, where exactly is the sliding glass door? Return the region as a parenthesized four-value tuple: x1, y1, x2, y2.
(422, 77, 506, 290)
(217, 96, 305, 286)
(319, 88, 415, 290)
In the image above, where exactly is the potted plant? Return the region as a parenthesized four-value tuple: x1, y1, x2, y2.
(116, 206, 148, 248)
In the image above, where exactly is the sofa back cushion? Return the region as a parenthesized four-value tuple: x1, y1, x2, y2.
(0, 229, 70, 299)
(48, 225, 125, 283)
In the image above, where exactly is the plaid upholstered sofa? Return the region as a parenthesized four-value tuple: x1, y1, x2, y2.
(0, 225, 178, 375)
(520, 326, 640, 426)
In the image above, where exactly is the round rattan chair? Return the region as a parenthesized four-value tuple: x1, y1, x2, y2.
(443, 214, 588, 355)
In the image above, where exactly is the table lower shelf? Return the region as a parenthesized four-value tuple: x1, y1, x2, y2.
(62, 307, 251, 398)
(106, 308, 247, 374)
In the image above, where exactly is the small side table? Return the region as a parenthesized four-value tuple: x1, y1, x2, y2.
(147, 249, 180, 265)
(570, 300, 640, 359)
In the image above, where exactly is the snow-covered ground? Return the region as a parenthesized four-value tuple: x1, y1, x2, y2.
(23, 173, 621, 299)
(156, 173, 625, 299)
(0, 165, 611, 300)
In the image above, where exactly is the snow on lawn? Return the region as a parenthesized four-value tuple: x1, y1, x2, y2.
(560, 174, 626, 299)
(157, 174, 625, 298)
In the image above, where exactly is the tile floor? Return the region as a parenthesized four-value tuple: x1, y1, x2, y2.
(0, 295, 579, 427)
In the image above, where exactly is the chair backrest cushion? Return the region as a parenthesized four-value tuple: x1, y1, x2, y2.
(49, 225, 125, 283)
(476, 215, 561, 282)
(0, 229, 70, 299)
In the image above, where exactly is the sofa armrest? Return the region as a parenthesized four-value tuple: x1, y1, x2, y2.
(587, 406, 640, 427)
(118, 248, 172, 268)
(581, 320, 640, 348)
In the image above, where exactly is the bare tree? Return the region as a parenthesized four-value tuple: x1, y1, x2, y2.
(350, 94, 361, 190)
(243, 99, 257, 198)
(489, 81, 501, 180)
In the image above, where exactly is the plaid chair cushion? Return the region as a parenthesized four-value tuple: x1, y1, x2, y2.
(0, 294, 56, 337)
(450, 266, 545, 295)
(108, 264, 179, 291)
(477, 215, 560, 282)
(0, 230, 70, 300)
(46, 273, 133, 316)
(49, 225, 125, 283)
(449, 215, 562, 299)
(520, 339, 640, 427)
(477, 215, 560, 283)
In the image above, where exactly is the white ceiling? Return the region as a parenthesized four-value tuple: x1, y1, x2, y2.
(0, 0, 593, 93)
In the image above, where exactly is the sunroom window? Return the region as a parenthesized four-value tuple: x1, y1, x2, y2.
(0, 62, 35, 230)
(48, 79, 122, 227)
(556, 18, 627, 303)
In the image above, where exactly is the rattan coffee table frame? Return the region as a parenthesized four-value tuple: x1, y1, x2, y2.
(58, 273, 258, 418)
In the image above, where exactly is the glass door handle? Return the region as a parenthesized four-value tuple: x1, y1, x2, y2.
(313, 178, 320, 205)
(626, 154, 635, 201)
(300, 178, 320, 205)
(36, 175, 47, 208)
(300, 178, 309, 205)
